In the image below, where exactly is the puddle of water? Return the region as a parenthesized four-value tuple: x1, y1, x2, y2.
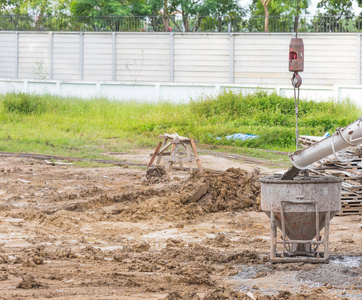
(232, 269, 300, 296)
(230, 261, 362, 299)
(330, 255, 362, 268)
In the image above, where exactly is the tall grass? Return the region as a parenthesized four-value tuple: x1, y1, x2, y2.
(0, 91, 360, 159)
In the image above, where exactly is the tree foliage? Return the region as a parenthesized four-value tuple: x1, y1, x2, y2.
(316, 0, 354, 18)
(311, 0, 355, 32)
(0, 0, 71, 15)
(139, 0, 244, 32)
(70, 0, 151, 17)
(250, 0, 310, 17)
(1, 0, 361, 33)
(249, 0, 310, 32)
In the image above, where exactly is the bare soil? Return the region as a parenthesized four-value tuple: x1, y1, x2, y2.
(0, 152, 360, 300)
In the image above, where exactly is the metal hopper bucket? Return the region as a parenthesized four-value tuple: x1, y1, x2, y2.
(260, 174, 342, 263)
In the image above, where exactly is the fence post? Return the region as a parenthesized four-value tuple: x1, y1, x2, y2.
(230, 33, 234, 84)
(112, 32, 116, 81)
(15, 31, 19, 79)
(80, 32, 84, 81)
(170, 32, 174, 82)
(357, 33, 361, 85)
(49, 32, 53, 80)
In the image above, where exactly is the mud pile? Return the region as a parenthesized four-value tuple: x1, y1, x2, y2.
(202, 168, 261, 212)
(177, 167, 262, 214)
(109, 167, 261, 222)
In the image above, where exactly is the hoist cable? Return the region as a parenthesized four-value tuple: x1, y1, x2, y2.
(293, 84, 300, 150)
(293, 0, 300, 150)
(296, 0, 299, 38)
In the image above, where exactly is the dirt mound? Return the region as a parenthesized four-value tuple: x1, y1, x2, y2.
(96, 168, 261, 222)
(200, 168, 261, 213)
(164, 291, 200, 300)
(164, 167, 261, 215)
(146, 165, 170, 184)
(146, 165, 167, 178)
(203, 287, 251, 299)
(17, 274, 43, 289)
(159, 245, 260, 265)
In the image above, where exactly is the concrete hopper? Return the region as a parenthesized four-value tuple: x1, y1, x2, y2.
(260, 174, 342, 263)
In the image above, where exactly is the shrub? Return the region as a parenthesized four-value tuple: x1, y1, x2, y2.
(2, 93, 46, 114)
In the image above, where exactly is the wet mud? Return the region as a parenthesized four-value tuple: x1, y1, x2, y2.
(0, 156, 360, 299)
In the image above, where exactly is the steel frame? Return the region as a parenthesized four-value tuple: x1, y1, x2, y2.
(270, 200, 331, 263)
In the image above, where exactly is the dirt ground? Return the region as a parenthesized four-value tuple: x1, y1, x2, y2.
(0, 151, 360, 300)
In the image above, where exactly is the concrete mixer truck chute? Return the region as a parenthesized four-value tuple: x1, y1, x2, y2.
(281, 117, 362, 180)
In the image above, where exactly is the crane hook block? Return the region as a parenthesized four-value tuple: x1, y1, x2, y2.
(289, 38, 304, 72)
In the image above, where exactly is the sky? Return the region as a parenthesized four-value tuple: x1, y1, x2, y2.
(241, 0, 362, 15)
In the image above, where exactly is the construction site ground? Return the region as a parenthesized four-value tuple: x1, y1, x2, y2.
(0, 150, 360, 300)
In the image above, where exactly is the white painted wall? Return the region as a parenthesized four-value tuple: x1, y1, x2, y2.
(174, 34, 230, 83)
(53, 33, 80, 81)
(18, 33, 50, 80)
(83, 33, 113, 81)
(116, 34, 170, 82)
(1, 79, 362, 106)
(0, 32, 16, 78)
(0, 32, 361, 102)
(1, 32, 361, 85)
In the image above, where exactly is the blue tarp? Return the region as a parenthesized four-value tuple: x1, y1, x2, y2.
(226, 133, 259, 140)
(216, 133, 259, 141)
(215, 132, 328, 142)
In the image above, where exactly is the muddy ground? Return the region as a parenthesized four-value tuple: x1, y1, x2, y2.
(0, 152, 360, 300)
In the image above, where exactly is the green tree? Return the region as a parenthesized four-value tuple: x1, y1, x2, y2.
(169, 0, 200, 31)
(147, 0, 172, 31)
(316, 0, 354, 18)
(199, 0, 244, 31)
(203, 0, 244, 18)
(0, 0, 71, 30)
(250, 0, 310, 32)
(0, 0, 22, 14)
(70, 0, 130, 16)
(69, 0, 152, 31)
(147, 0, 244, 32)
(260, 0, 271, 32)
(312, 0, 355, 32)
(0, 0, 71, 15)
(70, 0, 151, 16)
(129, 0, 150, 15)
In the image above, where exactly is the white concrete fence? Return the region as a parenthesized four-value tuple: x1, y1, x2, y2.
(1, 79, 361, 104)
(0, 31, 362, 104)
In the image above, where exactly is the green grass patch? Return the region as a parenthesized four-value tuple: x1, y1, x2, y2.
(0, 91, 360, 161)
